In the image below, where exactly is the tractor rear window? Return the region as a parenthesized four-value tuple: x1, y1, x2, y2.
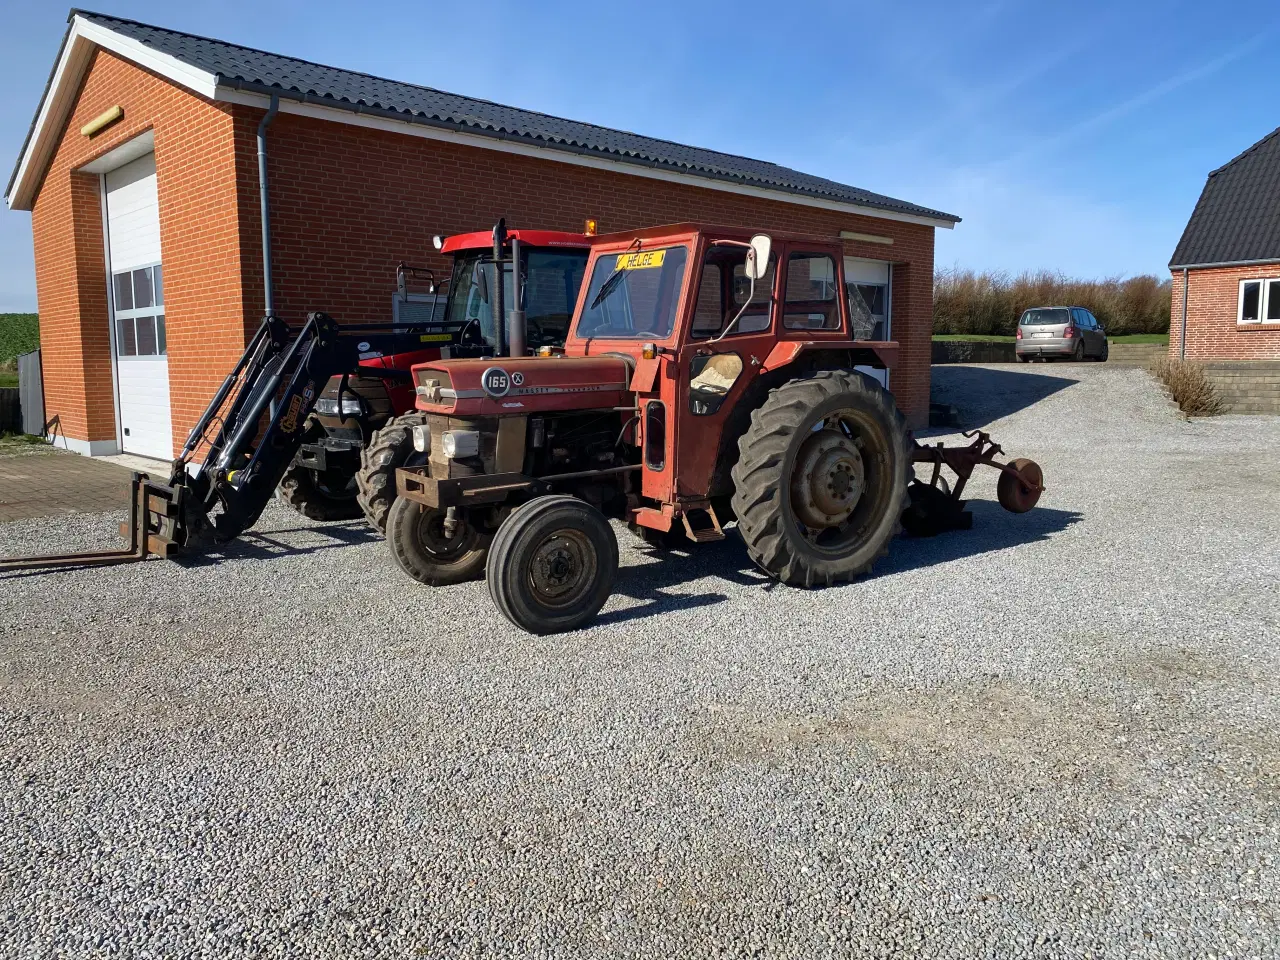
(576, 246, 689, 340)
(1020, 308, 1070, 326)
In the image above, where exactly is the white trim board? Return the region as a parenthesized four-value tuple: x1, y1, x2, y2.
(7, 15, 219, 210)
(8, 15, 957, 231)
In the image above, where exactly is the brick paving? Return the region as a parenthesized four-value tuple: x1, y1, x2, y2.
(0, 445, 134, 522)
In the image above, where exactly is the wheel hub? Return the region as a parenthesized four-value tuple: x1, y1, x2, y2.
(791, 428, 865, 529)
(530, 532, 593, 605)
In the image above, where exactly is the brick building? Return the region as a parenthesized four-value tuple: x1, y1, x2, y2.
(6, 11, 958, 459)
(1170, 126, 1280, 362)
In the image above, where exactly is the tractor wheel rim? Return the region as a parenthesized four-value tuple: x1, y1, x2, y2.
(790, 428, 864, 528)
(417, 509, 475, 562)
(788, 410, 894, 555)
(529, 530, 596, 608)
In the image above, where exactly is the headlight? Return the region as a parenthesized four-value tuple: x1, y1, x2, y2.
(440, 430, 479, 458)
(314, 398, 339, 416)
(340, 397, 363, 416)
(412, 425, 431, 453)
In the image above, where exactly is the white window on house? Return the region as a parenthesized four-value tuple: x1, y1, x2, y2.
(1238, 278, 1280, 324)
(113, 263, 166, 356)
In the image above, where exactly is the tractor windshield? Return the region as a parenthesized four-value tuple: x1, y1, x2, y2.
(576, 246, 689, 340)
(446, 249, 588, 349)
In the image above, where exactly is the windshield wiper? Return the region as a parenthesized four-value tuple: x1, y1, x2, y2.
(589, 240, 642, 310)
(590, 267, 628, 310)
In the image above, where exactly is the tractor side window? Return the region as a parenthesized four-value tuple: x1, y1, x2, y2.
(782, 253, 841, 330)
(691, 249, 776, 339)
(576, 246, 688, 340)
(692, 262, 724, 336)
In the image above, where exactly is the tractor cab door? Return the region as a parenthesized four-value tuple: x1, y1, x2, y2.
(668, 245, 779, 500)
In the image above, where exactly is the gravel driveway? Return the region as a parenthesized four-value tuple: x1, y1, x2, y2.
(1, 365, 1277, 959)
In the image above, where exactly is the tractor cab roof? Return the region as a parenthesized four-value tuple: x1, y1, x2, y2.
(441, 229, 591, 254)
(586, 222, 842, 248)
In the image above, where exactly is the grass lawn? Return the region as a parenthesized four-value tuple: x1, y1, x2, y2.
(0, 372, 17, 389)
(933, 333, 1169, 345)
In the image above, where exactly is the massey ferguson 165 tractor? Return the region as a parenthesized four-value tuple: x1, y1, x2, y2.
(388, 223, 1045, 634)
(277, 225, 589, 531)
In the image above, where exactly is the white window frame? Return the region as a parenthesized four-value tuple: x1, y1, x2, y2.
(111, 262, 167, 359)
(1238, 277, 1280, 325)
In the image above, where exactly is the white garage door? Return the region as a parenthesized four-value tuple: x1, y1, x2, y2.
(106, 153, 172, 460)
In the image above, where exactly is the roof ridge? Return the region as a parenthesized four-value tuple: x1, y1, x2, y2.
(73, 8, 791, 173)
(1207, 124, 1280, 178)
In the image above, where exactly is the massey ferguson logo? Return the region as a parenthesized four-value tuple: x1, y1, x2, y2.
(481, 367, 511, 398)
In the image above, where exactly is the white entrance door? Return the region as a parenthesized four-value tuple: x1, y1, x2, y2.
(845, 257, 892, 388)
(106, 153, 172, 460)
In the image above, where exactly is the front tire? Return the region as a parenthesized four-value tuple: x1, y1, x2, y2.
(276, 419, 362, 521)
(386, 496, 491, 585)
(357, 412, 428, 534)
(730, 370, 909, 587)
(487, 496, 618, 635)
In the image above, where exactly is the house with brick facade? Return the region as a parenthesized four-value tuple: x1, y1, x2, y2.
(6, 10, 958, 459)
(1170, 126, 1280, 364)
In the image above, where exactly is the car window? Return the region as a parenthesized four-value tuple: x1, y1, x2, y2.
(1020, 308, 1070, 326)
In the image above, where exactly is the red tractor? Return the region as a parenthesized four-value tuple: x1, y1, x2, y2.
(276, 225, 590, 532)
(389, 223, 1044, 633)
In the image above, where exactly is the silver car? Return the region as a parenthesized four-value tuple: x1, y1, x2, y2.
(1015, 306, 1108, 362)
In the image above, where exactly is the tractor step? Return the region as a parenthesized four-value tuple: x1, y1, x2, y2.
(681, 505, 725, 543)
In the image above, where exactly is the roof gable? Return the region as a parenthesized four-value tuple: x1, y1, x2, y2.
(8, 9, 959, 227)
(1170, 126, 1280, 269)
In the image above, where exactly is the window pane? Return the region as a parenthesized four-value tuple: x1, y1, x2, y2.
(1267, 281, 1280, 321)
(152, 264, 163, 306)
(136, 316, 157, 355)
(1242, 281, 1261, 322)
(576, 246, 688, 340)
(692, 262, 723, 335)
(114, 272, 133, 311)
(116, 317, 136, 356)
(156, 315, 167, 355)
(133, 267, 154, 309)
(783, 253, 840, 329)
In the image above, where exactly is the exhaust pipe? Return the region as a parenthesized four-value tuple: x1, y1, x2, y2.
(508, 235, 526, 358)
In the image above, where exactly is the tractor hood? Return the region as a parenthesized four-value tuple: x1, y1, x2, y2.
(412, 356, 631, 416)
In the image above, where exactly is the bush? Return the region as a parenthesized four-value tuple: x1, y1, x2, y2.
(0, 314, 39, 369)
(934, 270, 1171, 337)
(1150, 357, 1222, 416)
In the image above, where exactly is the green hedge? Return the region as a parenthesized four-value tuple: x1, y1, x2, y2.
(0, 314, 39, 366)
(935, 270, 1171, 337)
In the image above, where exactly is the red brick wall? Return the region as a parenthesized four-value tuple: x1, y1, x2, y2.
(253, 111, 937, 426)
(1170, 264, 1280, 361)
(31, 49, 254, 455)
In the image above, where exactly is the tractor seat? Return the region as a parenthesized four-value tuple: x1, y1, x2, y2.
(690, 353, 743, 396)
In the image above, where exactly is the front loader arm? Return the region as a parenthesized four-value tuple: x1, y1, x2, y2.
(168, 312, 467, 546)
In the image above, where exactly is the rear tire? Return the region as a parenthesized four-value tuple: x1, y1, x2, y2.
(1073, 340, 1085, 362)
(276, 418, 362, 521)
(357, 412, 428, 534)
(386, 495, 491, 585)
(730, 370, 909, 587)
(487, 496, 618, 635)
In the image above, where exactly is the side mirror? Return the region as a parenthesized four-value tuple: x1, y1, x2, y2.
(744, 234, 772, 280)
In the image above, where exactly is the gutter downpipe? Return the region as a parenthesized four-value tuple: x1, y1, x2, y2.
(1180, 268, 1189, 360)
(257, 94, 280, 317)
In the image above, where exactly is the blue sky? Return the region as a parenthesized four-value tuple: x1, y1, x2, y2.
(1, 0, 1276, 311)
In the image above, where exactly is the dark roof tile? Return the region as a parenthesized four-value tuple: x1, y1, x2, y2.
(1170, 126, 1280, 268)
(69, 9, 957, 224)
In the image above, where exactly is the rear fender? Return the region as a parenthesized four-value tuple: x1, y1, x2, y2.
(761, 340, 898, 373)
